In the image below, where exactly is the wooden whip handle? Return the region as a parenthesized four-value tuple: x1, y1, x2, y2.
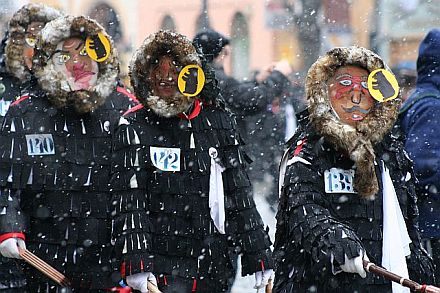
(265, 278, 273, 293)
(147, 280, 162, 293)
(363, 260, 420, 290)
(18, 247, 71, 287)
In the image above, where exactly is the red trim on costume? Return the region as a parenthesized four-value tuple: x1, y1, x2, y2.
(177, 99, 202, 120)
(191, 279, 197, 292)
(293, 139, 307, 156)
(260, 260, 265, 271)
(164, 275, 168, 286)
(11, 95, 30, 106)
(140, 259, 144, 271)
(0, 232, 25, 243)
(120, 262, 126, 278)
(123, 104, 144, 116)
(117, 86, 139, 103)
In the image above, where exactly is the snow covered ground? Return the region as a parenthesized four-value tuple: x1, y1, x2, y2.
(230, 180, 278, 293)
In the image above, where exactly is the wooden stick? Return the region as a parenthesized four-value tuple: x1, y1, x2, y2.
(19, 248, 71, 287)
(363, 260, 440, 292)
(21, 249, 70, 287)
(265, 278, 273, 293)
(21, 249, 66, 282)
(147, 280, 162, 293)
(21, 251, 64, 283)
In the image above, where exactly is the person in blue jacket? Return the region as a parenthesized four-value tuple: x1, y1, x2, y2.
(400, 28, 440, 280)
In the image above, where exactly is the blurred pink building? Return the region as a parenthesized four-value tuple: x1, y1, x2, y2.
(3, 0, 438, 81)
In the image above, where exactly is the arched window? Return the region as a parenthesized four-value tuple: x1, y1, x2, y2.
(88, 2, 122, 44)
(230, 12, 249, 80)
(160, 15, 176, 31)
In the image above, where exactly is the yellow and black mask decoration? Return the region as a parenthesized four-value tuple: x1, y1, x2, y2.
(367, 69, 400, 102)
(85, 32, 111, 63)
(178, 65, 205, 97)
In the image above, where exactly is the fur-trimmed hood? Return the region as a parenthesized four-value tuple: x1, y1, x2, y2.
(130, 30, 218, 117)
(5, 3, 62, 81)
(306, 46, 401, 198)
(32, 15, 119, 114)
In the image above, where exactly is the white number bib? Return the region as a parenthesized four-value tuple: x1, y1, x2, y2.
(150, 146, 181, 172)
(324, 168, 356, 194)
(26, 134, 55, 156)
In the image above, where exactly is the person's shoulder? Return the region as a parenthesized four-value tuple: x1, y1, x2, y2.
(401, 88, 440, 114)
(101, 85, 139, 111)
(8, 92, 46, 115)
(116, 103, 147, 128)
(285, 125, 321, 164)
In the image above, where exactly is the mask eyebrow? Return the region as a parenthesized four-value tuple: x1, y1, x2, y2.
(75, 41, 84, 51)
(335, 73, 352, 80)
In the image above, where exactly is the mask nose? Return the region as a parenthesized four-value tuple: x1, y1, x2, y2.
(351, 82, 363, 104)
(351, 91, 362, 104)
(156, 58, 177, 81)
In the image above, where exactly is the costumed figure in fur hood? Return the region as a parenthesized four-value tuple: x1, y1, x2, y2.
(0, 4, 62, 292)
(0, 15, 137, 292)
(110, 30, 274, 292)
(0, 3, 62, 132)
(273, 46, 434, 293)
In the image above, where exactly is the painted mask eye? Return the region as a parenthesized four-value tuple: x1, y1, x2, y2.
(339, 79, 352, 86)
(79, 46, 87, 56)
(25, 37, 36, 47)
(361, 81, 368, 89)
(57, 54, 71, 64)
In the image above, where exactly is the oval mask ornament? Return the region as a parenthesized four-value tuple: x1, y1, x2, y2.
(178, 65, 205, 97)
(85, 32, 111, 62)
(367, 69, 400, 102)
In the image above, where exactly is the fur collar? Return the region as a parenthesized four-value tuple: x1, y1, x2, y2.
(306, 46, 401, 198)
(130, 30, 202, 117)
(32, 15, 119, 114)
(5, 3, 62, 81)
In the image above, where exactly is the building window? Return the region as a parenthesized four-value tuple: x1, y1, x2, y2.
(230, 12, 249, 80)
(161, 15, 176, 31)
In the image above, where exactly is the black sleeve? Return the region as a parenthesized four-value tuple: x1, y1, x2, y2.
(0, 189, 26, 235)
(110, 118, 155, 276)
(221, 70, 290, 116)
(222, 146, 274, 276)
(0, 106, 28, 235)
(275, 160, 365, 274)
(207, 108, 274, 276)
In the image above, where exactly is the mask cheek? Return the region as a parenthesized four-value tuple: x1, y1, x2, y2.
(87, 62, 99, 87)
(23, 47, 34, 69)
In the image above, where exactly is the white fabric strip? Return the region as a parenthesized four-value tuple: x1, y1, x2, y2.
(381, 161, 411, 293)
(209, 148, 226, 234)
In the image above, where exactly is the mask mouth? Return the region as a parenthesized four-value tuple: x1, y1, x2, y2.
(351, 113, 365, 121)
(342, 105, 371, 114)
(157, 79, 176, 87)
(74, 71, 95, 82)
(152, 78, 178, 96)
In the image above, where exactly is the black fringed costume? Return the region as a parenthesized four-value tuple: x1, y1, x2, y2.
(273, 47, 434, 293)
(0, 74, 21, 128)
(0, 15, 136, 291)
(111, 31, 273, 292)
(0, 4, 62, 291)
